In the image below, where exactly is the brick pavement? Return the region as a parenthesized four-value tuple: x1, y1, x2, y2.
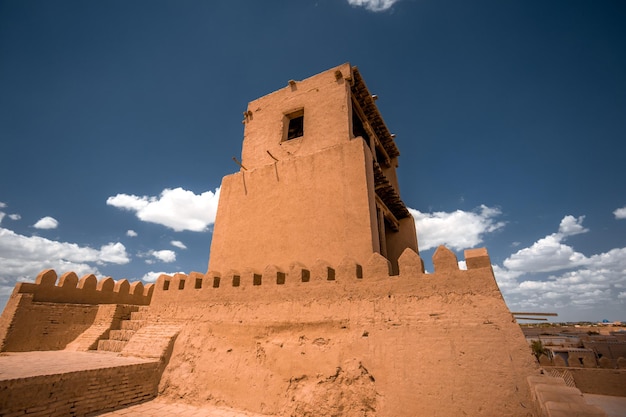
(0, 350, 157, 380)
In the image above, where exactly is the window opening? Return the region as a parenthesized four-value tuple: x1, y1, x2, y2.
(285, 109, 304, 140)
(301, 270, 310, 282)
(195, 278, 202, 289)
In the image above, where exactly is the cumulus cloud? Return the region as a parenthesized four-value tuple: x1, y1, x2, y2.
(503, 234, 588, 273)
(347, 0, 401, 12)
(107, 187, 220, 232)
(409, 205, 505, 251)
(558, 215, 588, 236)
(98, 242, 131, 264)
(504, 215, 589, 273)
(494, 215, 626, 321)
(148, 249, 176, 263)
(126, 230, 138, 237)
(614, 206, 626, 219)
(171, 240, 187, 250)
(0, 227, 130, 285)
(0, 203, 21, 223)
(141, 271, 182, 283)
(33, 216, 59, 230)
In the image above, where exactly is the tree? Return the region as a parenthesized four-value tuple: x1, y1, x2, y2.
(531, 340, 547, 360)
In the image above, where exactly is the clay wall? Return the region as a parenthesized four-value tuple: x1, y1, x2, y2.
(147, 247, 538, 417)
(567, 350, 598, 368)
(209, 139, 380, 274)
(0, 361, 160, 416)
(0, 270, 153, 352)
(0, 295, 98, 351)
(10, 269, 153, 305)
(584, 340, 626, 361)
(240, 63, 352, 171)
(551, 368, 626, 397)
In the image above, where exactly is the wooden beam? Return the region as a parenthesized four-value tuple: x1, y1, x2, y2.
(511, 312, 558, 316)
(375, 195, 399, 232)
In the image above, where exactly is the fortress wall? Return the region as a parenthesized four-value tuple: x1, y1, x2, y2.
(146, 247, 538, 417)
(209, 139, 379, 274)
(0, 361, 160, 416)
(0, 270, 153, 352)
(11, 269, 154, 305)
(559, 368, 626, 396)
(0, 294, 98, 351)
(156, 248, 501, 306)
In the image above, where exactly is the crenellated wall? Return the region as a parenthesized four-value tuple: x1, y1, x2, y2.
(144, 246, 539, 417)
(12, 269, 153, 305)
(0, 246, 539, 416)
(0, 270, 153, 352)
(152, 247, 498, 305)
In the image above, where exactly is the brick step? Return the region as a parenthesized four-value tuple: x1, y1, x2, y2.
(120, 320, 145, 331)
(97, 339, 127, 352)
(108, 329, 136, 341)
(130, 311, 149, 320)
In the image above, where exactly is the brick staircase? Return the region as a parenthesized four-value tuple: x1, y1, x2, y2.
(544, 368, 576, 387)
(97, 306, 149, 352)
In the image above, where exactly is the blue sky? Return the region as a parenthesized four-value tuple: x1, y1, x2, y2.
(1, 0, 625, 322)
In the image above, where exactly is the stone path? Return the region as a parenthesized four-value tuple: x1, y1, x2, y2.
(93, 399, 274, 417)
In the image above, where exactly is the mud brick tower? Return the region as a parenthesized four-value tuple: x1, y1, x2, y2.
(209, 63, 418, 275)
(1, 63, 559, 417)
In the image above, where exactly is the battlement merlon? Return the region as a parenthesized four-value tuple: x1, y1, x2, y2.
(209, 63, 418, 275)
(10, 269, 153, 305)
(159, 247, 503, 306)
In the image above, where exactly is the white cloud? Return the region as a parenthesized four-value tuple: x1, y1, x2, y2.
(107, 187, 220, 232)
(33, 216, 59, 230)
(614, 206, 626, 219)
(494, 215, 626, 321)
(409, 205, 505, 251)
(503, 234, 589, 273)
(141, 271, 182, 283)
(558, 215, 588, 236)
(0, 204, 20, 224)
(149, 249, 176, 263)
(347, 0, 401, 12)
(126, 230, 138, 237)
(503, 215, 589, 273)
(171, 240, 187, 249)
(98, 242, 131, 264)
(0, 227, 130, 288)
